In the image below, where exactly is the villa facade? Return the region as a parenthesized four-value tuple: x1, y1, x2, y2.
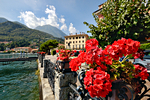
(64, 33, 89, 50)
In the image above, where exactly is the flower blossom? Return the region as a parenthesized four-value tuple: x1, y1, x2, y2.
(84, 67, 112, 98)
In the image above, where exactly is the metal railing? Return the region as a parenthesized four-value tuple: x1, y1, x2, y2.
(47, 60, 56, 94)
(0, 53, 38, 59)
(68, 70, 150, 100)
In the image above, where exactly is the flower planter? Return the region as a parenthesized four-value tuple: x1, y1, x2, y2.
(56, 60, 71, 72)
(108, 80, 136, 100)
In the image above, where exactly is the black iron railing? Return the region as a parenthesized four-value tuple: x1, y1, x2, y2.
(38, 54, 45, 67)
(47, 60, 56, 94)
(68, 70, 150, 100)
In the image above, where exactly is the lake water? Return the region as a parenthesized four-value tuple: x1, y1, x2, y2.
(0, 60, 39, 100)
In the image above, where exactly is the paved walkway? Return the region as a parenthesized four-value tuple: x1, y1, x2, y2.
(39, 55, 56, 100)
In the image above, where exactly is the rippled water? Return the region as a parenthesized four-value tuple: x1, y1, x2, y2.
(0, 61, 39, 100)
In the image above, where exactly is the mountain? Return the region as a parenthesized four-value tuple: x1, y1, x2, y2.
(0, 17, 8, 23)
(0, 21, 64, 43)
(14, 21, 27, 27)
(0, 18, 26, 27)
(35, 25, 67, 39)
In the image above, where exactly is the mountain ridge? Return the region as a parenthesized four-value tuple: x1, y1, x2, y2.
(35, 25, 67, 39)
(0, 20, 64, 43)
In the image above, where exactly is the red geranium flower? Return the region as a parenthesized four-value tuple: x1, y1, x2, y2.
(84, 67, 112, 98)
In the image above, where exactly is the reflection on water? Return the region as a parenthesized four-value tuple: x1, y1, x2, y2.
(0, 61, 39, 100)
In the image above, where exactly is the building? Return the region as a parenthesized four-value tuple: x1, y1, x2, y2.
(64, 33, 89, 50)
(0, 41, 12, 44)
(31, 49, 38, 53)
(14, 47, 32, 53)
(93, 4, 104, 20)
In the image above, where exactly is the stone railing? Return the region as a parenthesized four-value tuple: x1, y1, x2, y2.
(43, 58, 77, 100)
(42, 57, 150, 100)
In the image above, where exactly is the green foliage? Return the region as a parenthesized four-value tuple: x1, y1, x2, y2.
(140, 43, 150, 50)
(0, 43, 5, 51)
(6, 40, 30, 48)
(84, 0, 150, 48)
(40, 39, 58, 54)
(58, 45, 65, 50)
(51, 49, 56, 55)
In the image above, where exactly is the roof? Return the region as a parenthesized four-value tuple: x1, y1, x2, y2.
(64, 34, 89, 38)
(14, 47, 32, 49)
(93, 8, 103, 14)
(31, 49, 38, 51)
(58, 44, 64, 46)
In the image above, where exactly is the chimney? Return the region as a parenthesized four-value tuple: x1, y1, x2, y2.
(76, 33, 77, 35)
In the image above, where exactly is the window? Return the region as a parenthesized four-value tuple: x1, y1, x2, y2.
(79, 41, 80, 43)
(82, 40, 84, 43)
(66, 45, 67, 49)
(66, 42, 68, 44)
(76, 41, 77, 43)
(73, 37, 74, 39)
(79, 37, 81, 39)
(70, 38, 71, 40)
(79, 45, 80, 49)
(82, 36, 84, 38)
(76, 37, 78, 39)
(73, 45, 74, 49)
(82, 45, 84, 49)
(66, 38, 68, 40)
(76, 45, 77, 49)
(73, 41, 74, 43)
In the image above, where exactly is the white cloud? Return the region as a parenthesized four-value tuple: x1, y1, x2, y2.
(69, 23, 78, 34)
(60, 24, 67, 31)
(18, 11, 41, 28)
(18, 5, 78, 33)
(59, 17, 65, 24)
(59, 17, 67, 31)
(18, 5, 59, 28)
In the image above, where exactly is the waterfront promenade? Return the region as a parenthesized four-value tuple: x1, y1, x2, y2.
(39, 55, 150, 100)
(38, 55, 56, 100)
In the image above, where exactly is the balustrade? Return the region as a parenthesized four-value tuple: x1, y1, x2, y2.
(41, 56, 150, 100)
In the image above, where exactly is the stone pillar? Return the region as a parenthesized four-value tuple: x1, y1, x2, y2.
(43, 59, 50, 78)
(55, 71, 77, 100)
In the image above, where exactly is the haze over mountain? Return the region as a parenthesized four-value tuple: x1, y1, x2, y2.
(35, 25, 67, 39)
(0, 17, 64, 43)
(0, 17, 8, 23)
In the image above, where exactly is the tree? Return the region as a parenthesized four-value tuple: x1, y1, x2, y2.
(0, 43, 5, 51)
(84, 0, 150, 48)
(40, 39, 58, 54)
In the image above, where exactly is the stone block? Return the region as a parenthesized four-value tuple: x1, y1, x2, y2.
(55, 85, 74, 100)
(55, 71, 77, 87)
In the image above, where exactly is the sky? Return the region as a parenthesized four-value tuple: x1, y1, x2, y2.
(0, 0, 107, 36)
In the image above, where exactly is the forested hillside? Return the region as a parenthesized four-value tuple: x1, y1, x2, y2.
(0, 21, 64, 43)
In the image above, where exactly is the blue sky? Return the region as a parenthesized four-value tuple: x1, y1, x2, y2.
(0, 0, 107, 36)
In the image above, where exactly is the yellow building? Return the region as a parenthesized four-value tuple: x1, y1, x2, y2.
(64, 33, 89, 50)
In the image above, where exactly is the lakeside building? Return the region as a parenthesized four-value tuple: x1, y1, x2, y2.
(0, 41, 12, 44)
(93, 4, 104, 20)
(14, 47, 32, 53)
(64, 33, 89, 50)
